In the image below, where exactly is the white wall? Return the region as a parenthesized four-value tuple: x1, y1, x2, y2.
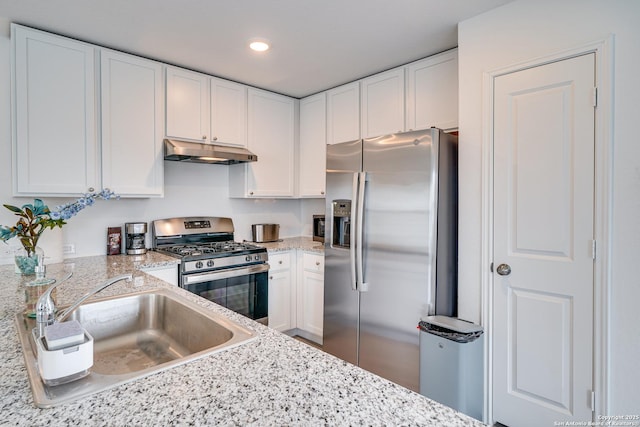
(0, 18, 325, 264)
(458, 0, 640, 414)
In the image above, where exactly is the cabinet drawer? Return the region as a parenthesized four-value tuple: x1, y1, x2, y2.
(303, 253, 324, 272)
(268, 252, 291, 271)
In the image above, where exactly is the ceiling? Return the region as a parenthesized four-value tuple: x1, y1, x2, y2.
(0, 0, 513, 98)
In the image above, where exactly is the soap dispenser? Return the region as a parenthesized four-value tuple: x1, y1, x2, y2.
(28, 253, 55, 286)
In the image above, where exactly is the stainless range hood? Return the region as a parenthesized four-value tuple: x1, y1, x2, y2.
(164, 139, 257, 164)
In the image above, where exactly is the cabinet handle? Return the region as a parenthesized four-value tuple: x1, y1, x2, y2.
(269, 276, 273, 280)
(249, 191, 254, 196)
(316, 261, 320, 266)
(321, 191, 325, 195)
(88, 187, 95, 192)
(212, 136, 218, 141)
(279, 260, 283, 264)
(202, 135, 207, 140)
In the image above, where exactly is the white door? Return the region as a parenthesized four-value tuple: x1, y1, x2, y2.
(492, 53, 595, 426)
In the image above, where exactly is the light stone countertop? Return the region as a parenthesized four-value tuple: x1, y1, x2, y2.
(253, 236, 324, 253)
(0, 252, 485, 426)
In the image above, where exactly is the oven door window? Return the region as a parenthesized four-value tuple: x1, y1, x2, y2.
(185, 270, 268, 320)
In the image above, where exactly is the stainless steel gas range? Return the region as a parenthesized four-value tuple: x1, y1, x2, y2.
(152, 216, 268, 324)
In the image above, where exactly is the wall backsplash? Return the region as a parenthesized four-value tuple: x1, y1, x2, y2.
(0, 160, 324, 264)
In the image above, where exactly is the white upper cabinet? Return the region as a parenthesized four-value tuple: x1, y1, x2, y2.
(100, 49, 164, 197)
(210, 77, 247, 147)
(326, 81, 360, 145)
(229, 88, 295, 198)
(360, 67, 406, 138)
(166, 69, 248, 147)
(165, 66, 209, 142)
(298, 93, 326, 198)
(12, 25, 100, 196)
(406, 49, 458, 131)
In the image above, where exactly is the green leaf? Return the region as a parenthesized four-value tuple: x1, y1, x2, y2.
(3, 204, 22, 213)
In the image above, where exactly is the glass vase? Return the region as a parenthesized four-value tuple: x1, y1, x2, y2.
(14, 246, 44, 276)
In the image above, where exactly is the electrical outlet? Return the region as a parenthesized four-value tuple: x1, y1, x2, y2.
(62, 244, 76, 255)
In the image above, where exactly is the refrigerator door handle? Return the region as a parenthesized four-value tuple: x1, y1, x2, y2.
(356, 171, 368, 292)
(350, 172, 359, 291)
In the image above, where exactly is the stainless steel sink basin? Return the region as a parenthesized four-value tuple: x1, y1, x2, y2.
(15, 288, 256, 408)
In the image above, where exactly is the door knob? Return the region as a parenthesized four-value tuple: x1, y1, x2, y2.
(496, 263, 511, 276)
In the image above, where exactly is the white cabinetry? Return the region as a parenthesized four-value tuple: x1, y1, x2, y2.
(406, 49, 458, 131)
(360, 67, 405, 138)
(12, 24, 163, 198)
(298, 93, 326, 198)
(326, 82, 360, 145)
(166, 69, 248, 147)
(165, 67, 209, 142)
(100, 49, 164, 197)
(12, 25, 99, 196)
(141, 264, 178, 287)
(296, 251, 324, 344)
(210, 77, 247, 147)
(267, 251, 294, 332)
(230, 88, 295, 198)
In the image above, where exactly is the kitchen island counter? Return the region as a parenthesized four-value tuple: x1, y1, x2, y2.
(0, 255, 484, 426)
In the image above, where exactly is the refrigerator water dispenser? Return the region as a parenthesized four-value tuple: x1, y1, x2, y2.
(331, 199, 351, 248)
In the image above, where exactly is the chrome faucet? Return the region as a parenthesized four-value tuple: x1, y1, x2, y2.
(35, 273, 133, 339)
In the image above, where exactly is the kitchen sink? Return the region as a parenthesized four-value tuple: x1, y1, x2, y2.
(14, 288, 256, 408)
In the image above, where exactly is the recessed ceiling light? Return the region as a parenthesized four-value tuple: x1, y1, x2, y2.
(249, 39, 270, 52)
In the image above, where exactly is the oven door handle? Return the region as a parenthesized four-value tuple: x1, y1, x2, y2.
(183, 263, 270, 285)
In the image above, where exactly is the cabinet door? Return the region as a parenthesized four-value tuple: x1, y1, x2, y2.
(210, 77, 247, 147)
(141, 265, 178, 286)
(361, 67, 405, 138)
(268, 270, 292, 332)
(406, 49, 458, 131)
(299, 93, 326, 197)
(165, 66, 209, 141)
(301, 270, 324, 338)
(234, 88, 295, 197)
(326, 82, 360, 144)
(12, 24, 99, 195)
(298, 252, 324, 342)
(101, 49, 164, 197)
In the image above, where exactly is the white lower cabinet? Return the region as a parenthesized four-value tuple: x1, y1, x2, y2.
(140, 264, 178, 287)
(297, 252, 325, 344)
(267, 249, 325, 341)
(267, 251, 294, 332)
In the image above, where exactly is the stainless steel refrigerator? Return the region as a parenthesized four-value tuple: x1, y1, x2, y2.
(323, 128, 458, 392)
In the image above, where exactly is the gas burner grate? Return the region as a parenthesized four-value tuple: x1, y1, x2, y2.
(159, 241, 262, 258)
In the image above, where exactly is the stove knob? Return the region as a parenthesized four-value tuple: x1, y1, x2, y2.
(245, 255, 252, 262)
(254, 255, 260, 261)
(195, 261, 203, 269)
(207, 260, 215, 268)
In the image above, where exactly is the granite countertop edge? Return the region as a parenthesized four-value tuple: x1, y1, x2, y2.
(253, 236, 324, 253)
(0, 252, 484, 426)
